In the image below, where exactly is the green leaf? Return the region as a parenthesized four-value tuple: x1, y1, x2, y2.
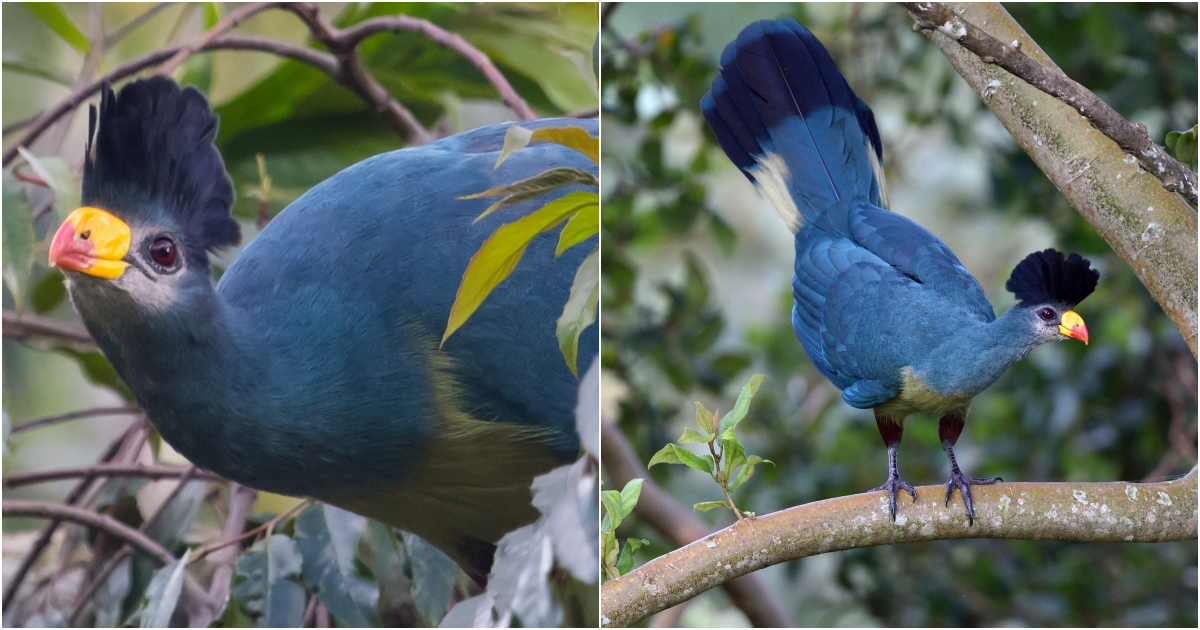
(601, 531, 619, 579)
(728, 455, 772, 492)
(678, 427, 714, 444)
(721, 434, 746, 473)
(556, 245, 598, 375)
(618, 478, 644, 519)
(59, 349, 131, 398)
(295, 505, 379, 628)
(601, 489, 624, 532)
(464, 167, 598, 222)
(616, 538, 648, 576)
(140, 548, 190, 628)
(400, 533, 458, 626)
(694, 402, 715, 433)
(556, 202, 598, 256)
(716, 374, 766, 435)
(1172, 125, 1197, 170)
(443, 191, 595, 345)
(232, 535, 306, 627)
(2, 172, 34, 311)
(646, 443, 682, 468)
(693, 501, 730, 513)
(22, 2, 89, 52)
(670, 444, 714, 474)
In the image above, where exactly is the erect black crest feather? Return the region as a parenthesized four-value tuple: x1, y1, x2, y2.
(1006, 249, 1099, 308)
(82, 77, 239, 252)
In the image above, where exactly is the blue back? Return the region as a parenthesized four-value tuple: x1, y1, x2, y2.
(214, 119, 596, 492)
(702, 19, 994, 408)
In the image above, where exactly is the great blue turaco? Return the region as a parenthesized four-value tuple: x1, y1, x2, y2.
(48, 77, 597, 580)
(701, 18, 1098, 524)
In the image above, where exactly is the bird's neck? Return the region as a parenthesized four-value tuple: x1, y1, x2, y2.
(917, 307, 1042, 398)
(79, 279, 270, 484)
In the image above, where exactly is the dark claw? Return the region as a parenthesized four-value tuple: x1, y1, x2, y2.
(871, 476, 917, 521)
(944, 470, 1002, 525)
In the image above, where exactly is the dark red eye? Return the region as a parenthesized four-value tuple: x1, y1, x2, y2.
(1038, 307, 1055, 321)
(149, 237, 177, 267)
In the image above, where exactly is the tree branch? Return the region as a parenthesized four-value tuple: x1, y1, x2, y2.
(3, 310, 94, 345)
(3, 500, 177, 567)
(899, 2, 1197, 358)
(601, 421, 793, 628)
(187, 482, 257, 627)
(12, 406, 139, 434)
(338, 14, 537, 120)
(600, 467, 1197, 627)
(156, 2, 279, 76)
(4, 464, 221, 488)
(901, 2, 1197, 206)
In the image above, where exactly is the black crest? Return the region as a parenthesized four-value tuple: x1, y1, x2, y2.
(1006, 248, 1099, 308)
(82, 77, 239, 252)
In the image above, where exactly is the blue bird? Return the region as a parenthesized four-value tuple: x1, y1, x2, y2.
(701, 18, 1098, 524)
(48, 77, 597, 578)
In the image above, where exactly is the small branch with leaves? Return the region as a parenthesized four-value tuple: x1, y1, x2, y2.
(647, 374, 773, 520)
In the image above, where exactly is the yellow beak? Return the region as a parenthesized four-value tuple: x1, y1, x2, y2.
(1059, 310, 1088, 345)
(48, 207, 131, 279)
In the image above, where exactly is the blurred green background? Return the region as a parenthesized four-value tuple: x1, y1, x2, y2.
(601, 2, 1196, 627)
(2, 3, 597, 627)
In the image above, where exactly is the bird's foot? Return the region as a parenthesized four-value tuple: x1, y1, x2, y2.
(870, 476, 917, 521)
(944, 470, 1002, 526)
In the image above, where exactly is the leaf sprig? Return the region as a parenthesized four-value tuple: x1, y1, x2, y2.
(648, 374, 772, 519)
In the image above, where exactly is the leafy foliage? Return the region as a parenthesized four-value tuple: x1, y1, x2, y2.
(600, 478, 648, 580)
(1165, 125, 1197, 171)
(647, 374, 773, 518)
(445, 124, 600, 375)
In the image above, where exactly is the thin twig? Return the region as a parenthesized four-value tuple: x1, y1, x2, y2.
(2, 310, 95, 345)
(901, 2, 1197, 205)
(190, 498, 309, 562)
(104, 3, 177, 49)
(5, 464, 221, 488)
(1, 424, 138, 613)
(66, 466, 204, 625)
(338, 13, 537, 120)
(157, 2, 278, 76)
(12, 406, 139, 434)
(3, 500, 176, 566)
(187, 483, 257, 627)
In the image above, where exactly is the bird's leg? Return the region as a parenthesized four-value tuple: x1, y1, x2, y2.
(939, 408, 1002, 526)
(868, 412, 916, 521)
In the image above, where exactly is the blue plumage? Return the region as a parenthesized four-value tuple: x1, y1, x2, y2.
(703, 18, 1098, 524)
(55, 79, 596, 578)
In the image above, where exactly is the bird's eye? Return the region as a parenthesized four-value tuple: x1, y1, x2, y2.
(1038, 307, 1055, 321)
(148, 236, 177, 268)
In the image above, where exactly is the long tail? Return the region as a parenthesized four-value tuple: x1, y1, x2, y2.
(701, 18, 887, 232)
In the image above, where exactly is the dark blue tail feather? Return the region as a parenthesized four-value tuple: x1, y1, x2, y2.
(701, 18, 885, 226)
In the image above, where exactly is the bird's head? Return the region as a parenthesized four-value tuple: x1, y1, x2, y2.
(1005, 248, 1099, 345)
(48, 77, 239, 318)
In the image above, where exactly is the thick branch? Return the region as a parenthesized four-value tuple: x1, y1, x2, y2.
(600, 468, 1197, 627)
(3, 500, 176, 567)
(600, 422, 793, 628)
(900, 3, 1197, 357)
(902, 2, 1197, 206)
(2, 310, 94, 345)
(4, 464, 221, 488)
